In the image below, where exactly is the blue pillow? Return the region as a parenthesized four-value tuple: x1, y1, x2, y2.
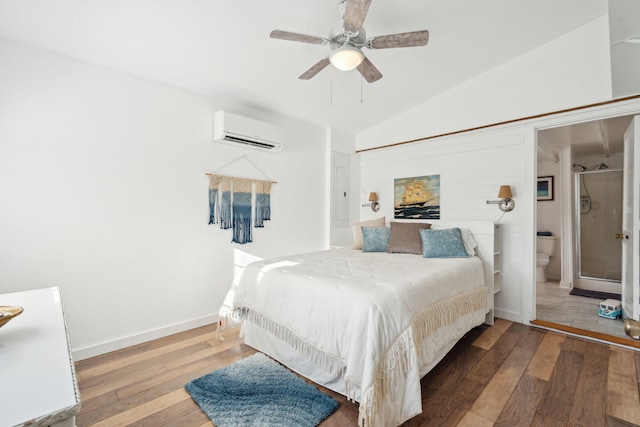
(362, 226, 391, 252)
(419, 228, 469, 258)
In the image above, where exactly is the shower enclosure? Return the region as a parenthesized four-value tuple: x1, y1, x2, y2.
(575, 168, 623, 289)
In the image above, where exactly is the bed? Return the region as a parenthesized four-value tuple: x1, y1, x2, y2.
(219, 220, 495, 427)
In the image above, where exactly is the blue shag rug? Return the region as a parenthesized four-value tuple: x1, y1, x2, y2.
(185, 353, 339, 427)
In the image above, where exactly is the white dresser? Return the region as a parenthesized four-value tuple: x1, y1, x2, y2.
(0, 287, 81, 427)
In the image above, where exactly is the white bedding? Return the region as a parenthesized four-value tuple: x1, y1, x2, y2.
(219, 248, 488, 427)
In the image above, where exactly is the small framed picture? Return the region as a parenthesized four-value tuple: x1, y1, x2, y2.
(537, 176, 554, 201)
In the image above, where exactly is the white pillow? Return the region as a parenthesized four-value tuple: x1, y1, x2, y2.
(430, 224, 477, 256)
(352, 216, 386, 249)
(459, 228, 478, 256)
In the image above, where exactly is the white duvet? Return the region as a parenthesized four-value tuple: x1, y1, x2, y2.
(219, 248, 487, 427)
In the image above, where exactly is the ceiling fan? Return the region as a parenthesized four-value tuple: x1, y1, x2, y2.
(270, 0, 429, 83)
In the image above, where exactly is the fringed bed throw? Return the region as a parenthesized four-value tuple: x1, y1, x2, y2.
(219, 177, 232, 230)
(208, 175, 224, 225)
(254, 180, 272, 228)
(358, 287, 488, 427)
(225, 307, 345, 377)
(232, 178, 252, 244)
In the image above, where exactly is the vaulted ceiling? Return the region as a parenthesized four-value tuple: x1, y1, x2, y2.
(0, 0, 607, 133)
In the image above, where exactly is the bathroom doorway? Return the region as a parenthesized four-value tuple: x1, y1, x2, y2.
(535, 114, 634, 341)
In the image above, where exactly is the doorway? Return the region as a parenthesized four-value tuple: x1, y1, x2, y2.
(535, 115, 634, 341)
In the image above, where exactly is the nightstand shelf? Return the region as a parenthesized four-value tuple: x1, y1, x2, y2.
(494, 224, 502, 294)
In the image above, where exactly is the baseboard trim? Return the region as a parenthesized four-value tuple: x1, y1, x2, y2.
(494, 308, 521, 323)
(72, 314, 219, 361)
(530, 319, 640, 350)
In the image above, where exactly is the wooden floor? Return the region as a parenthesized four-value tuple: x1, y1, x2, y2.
(75, 320, 640, 427)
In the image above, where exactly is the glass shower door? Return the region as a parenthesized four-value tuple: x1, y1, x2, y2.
(576, 170, 623, 281)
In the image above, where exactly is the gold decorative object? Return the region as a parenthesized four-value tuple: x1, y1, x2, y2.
(624, 318, 640, 339)
(0, 306, 24, 328)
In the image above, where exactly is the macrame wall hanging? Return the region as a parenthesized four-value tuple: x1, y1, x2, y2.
(255, 180, 272, 228)
(207, 155, 277, 244)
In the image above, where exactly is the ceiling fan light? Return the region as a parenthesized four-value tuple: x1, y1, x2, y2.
(330, 45, 364, 71)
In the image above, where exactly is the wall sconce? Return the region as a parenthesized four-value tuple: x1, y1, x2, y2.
(486, 185, 515, 212)
(368, 192, 380, 212)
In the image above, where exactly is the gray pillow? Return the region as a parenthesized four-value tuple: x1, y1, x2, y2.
(386, 222, 431, 254)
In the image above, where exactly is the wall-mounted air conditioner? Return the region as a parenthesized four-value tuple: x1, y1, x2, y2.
(213, 111, 284, 152)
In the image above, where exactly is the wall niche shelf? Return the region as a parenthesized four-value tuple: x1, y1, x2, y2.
(494, 224, 502, 294)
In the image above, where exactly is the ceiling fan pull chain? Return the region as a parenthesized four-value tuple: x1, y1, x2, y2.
(360, 74, 364, 104)
(330, 65, 333, 106)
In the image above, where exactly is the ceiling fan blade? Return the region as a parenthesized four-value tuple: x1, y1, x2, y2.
(270, 30, 327, 45)
(356, 57, 383, 83)
(367, 30, 429, 49)
(343, 0, 372, 33)
(299, 58, 331, 80)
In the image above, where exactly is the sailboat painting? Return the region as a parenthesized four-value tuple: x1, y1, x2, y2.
(394, 175, 440, 219)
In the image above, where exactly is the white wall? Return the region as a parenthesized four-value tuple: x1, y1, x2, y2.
(357, 16, 612, 151)
(356, 17, 613, 323)
(0, 38, 328, 359)
(360, 127, 532, 322)
(609, 0, 640, 97)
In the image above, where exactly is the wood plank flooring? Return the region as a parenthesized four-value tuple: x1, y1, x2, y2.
(75, 319, 640, 426)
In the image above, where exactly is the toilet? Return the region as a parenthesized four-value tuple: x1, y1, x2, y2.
(536, 236, 557, 283)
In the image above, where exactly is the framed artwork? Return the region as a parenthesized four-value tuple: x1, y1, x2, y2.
(394, 175, 440, 219)
(537, 176, 554, 201)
